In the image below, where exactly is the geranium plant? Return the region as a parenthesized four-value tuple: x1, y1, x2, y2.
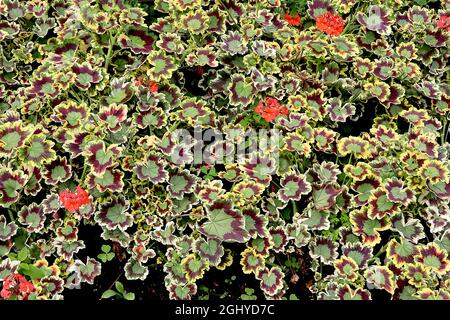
(0, 0, 449, 301)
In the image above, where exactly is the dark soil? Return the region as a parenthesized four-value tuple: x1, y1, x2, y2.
(63, 222, 315, 300)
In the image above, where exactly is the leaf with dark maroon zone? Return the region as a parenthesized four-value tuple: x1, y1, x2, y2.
(147, 51, 177, 81)
(95, 196, 133, 231)
(42, 156, 72, 185)
(20, 134, 56, 166)
(52, 100, 89, 129)
(17, 203, 46, 233)
(27, 76, 60, 98)
(337, 285, 371, 300)
(168, 283, 197, 300)
(350, 207, 391, 247)
(106, 78, 134, 104)
(41, 193, 61, 214)
(0, 259, 20, 280)
(181, 253, 209, 283)
(220, 31, 248, 56)
(240, 247, 265, 274)
(296, 207, 330, 231)
(134, 154, 168, 185)
(326, 97, 356, 122)
(250, 68, 277, 92)
(278, 174, 311, 202)
(312, 183, 342, 211)
(391, 213, 425, 244)
(87, 167, 124, 193)
(357, 5, 393, 35)
(157, 33, 184, 54)
(98, 104, 128, 132)
(227, 74, 256, 107)
(241, 155, 276, 186)
(71, 63, 103, 90)
(256, 267, 284, 297)
(365, 265, 396, 294)
(118, 27, 155, 54)
(242, 206, 268, 239)
(75, 257, 101, 284)
(55, 239, 86, 261)
(0, 216, 18, 241)
(342, 242, 373, 268)
(0, 168, 27, 207)
(195, 238, 224, 266)
(167, 170, 196, 200)
(367, 187, 399, 219)
(135, 106, 167, 129)
(24, 167, 42, 196)
(429, 181, 450, 199)
(286, 223, 311, 248)
(269, 227, 288, 253)
(0, 21, 20, 40)
(124, 258, 149, 281)
(199, 200, 249, 243)
(334, 256, 358, 281)
(63, 132, 90, 159)
(84, 141, 121, 177)
(414, 243, 449, 275)
(0, 121, 32, 158)
(352, 178, 380, 207)
(277, 112, 308, 132)
(307, 0, 335, 19)
(386, 238, 417, 267)
(309, 236, 338, 265)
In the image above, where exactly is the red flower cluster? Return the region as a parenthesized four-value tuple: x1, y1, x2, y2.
(315, 12, 345, 36)
(437, 15, 450, 31)
(284, 13, 300, 26)
(255, 97, 288, 123)
(148, 81, 159, 93)
(1, 274, 35, 300)
(134, 78, 159, 92)
(59, 186, 91, 213)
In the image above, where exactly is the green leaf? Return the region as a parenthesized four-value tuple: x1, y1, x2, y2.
(19, 263, 45, 280)
(101, 245, 111, 253)
(18, 247, 29, 261)
(101, 290, 118, 299)
(123, 292, 135, 300)
(115, 281, 125, 294)
(98, 253, 107, 263)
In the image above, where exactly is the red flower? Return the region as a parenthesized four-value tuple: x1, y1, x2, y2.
(437, 15, 450, 31)
(284, 13, 301, 26)
(255, 97, 288, 123)
(1, 274, 35, 300)
(134, 77, 144, 88)
(59, 186, 91, 213)
(315, 12, 345, 36)
(148, 81, 158, 93)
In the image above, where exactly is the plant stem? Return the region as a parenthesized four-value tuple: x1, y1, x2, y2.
(292, 200, 298, 214)
(441, 115, 448, 145)
(80, 161, 89, 183)
(105, 26, 125, 71)
(169, 121, 181, 132)
(8, 209, 15, 222)
(101, 270, 124, 300)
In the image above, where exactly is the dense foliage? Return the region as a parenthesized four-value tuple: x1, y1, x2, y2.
(0, 0, 450, 300)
